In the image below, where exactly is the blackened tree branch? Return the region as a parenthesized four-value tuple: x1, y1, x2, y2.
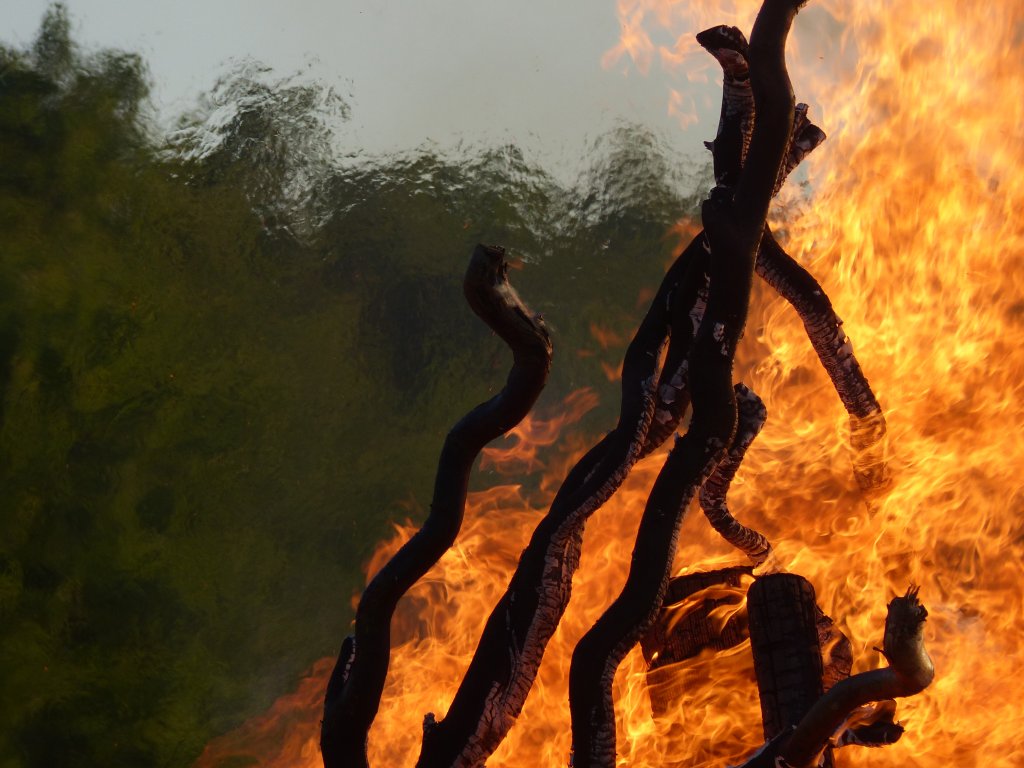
(698, 383, 774, 564)
(415, 239, 678, 768)
(755, 229, 888, 489)
(735, 587, 934, 768)
(320, 245, 552, 768)
(567, 3, 805, 765)
(700, 21, 886, 490)
(640, 237, 710, 455)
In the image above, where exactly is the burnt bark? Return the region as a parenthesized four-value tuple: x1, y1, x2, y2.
(698, 384, 774, 564)
(640, 238, 709, 456)
(415, 231, 687, 768)
(756, 230, 888, 489)
(320, 245, 552, 768)
(779, 587, 934, 768)
(700, 20, 886, 492)
(735, 587, 934, 768)
(640, 566, 752, 717)
(566, 3, 803, 765)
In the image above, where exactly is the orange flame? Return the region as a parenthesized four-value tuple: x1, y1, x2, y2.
(197, 1, 1024, 766)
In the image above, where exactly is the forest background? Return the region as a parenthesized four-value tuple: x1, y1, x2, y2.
(0, 6, 712, 765)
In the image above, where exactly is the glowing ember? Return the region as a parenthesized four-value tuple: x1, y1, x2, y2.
(198, 1, 1024, 766)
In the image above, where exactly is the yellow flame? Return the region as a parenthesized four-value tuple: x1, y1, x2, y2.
(196, 2, 1024, 766)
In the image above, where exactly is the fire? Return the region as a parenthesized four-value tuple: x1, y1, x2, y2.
(198, 1, 1024, 766)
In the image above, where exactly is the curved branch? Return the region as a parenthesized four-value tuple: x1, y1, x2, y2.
(320, 244, 552, 768)
(640, 236, 710, 455)
(699, 21, 886, 491)
(698, 383, 774, 564)
(756, 229, 888, 489)
(568, 3, 804, 764)
(416, 241, 679, 768)
(778, 586, 934, 768)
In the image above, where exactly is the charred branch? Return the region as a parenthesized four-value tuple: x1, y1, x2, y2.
(756, 230, 888, 489)
(320, 245, 552, 768)
(779, 586, 934, 768)
(698, 383, 774, 565)
(735, 587, 934, 768)
(701, 19, 886, 492)
(415, 232, 683, 768)
(641, 238, 710, 455)
(567, 3, 804, 765)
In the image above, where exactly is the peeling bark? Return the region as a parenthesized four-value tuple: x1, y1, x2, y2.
(320, 245, 552, 768)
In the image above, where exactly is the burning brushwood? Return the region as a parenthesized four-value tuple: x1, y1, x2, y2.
(735, 586, 935, 768)
(567, 2, 806, 765)
(698, 20, 888, 492)
(326, 0, 907, 765)
(698, 384, 774, 566)
(320, 245, 552, 768)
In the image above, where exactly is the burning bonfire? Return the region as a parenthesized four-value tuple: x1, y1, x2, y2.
(196, 0, 1024, 766)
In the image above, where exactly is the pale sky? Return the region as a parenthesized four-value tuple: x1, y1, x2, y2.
(8, 0, 728, 173)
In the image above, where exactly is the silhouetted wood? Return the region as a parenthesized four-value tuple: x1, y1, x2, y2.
(567, 2, 804, 765)
(699, 384, 774, 564)
(700, 20, 887, 492)
(735, 587, 934, 768)
(756, 230, 888, 490)
(320, 244, 552, 768)
(416, 222, 689, 768)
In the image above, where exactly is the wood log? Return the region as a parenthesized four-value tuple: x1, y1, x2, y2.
(639, 566, 752, 718)
(746, 574, 827, 759)
(320, 245, 552, 768)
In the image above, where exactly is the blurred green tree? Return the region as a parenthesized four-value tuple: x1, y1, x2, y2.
(0, 6, 704, 766)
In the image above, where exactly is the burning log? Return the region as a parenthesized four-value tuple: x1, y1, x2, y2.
(735, 586, 935, 768)
(746, 573, 831, 767)
(566, 2, 805, 765)
(320, 245, 552, 768)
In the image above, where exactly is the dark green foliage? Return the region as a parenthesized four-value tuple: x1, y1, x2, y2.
(0, 6, 707, 767)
